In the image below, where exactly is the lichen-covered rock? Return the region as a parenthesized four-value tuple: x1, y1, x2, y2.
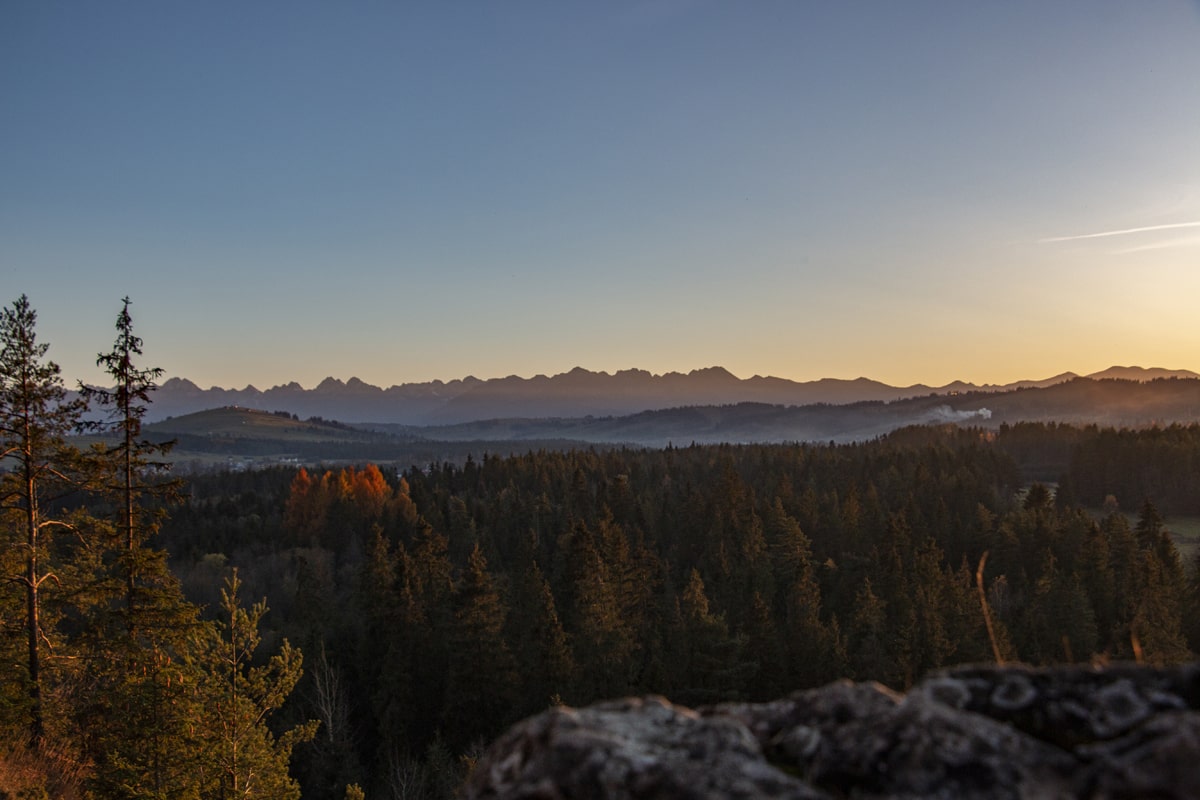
(463, 695, 827, 799)
(917, 663, 1200, 749)
(712, 680, 1075, 799)
(463, 663, 1200, 800)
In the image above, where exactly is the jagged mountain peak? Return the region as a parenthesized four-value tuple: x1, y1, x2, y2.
(161, 376, 201, 391)
(345, 376, 381, 392)
(688, 365, 738, 380)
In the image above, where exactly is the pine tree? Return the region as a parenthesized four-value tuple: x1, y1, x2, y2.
(1135, 498, 1166, 550)
(1078, 521, 1117, 649)
(763, 498, 838, 686)
(563, 519, 635, 700)
(1130, 550, 1190, 665)
(73, 299, 213, 797)
(403, 518, 454, 743)
(85, 639, 208, 799)
(189, 570, 316, 798)
(0, 295, 90, 745)
(672, 569, 750, 706)
(908, 537, 953, 676)
(442, 543, 517, 749)
(740, 591, 784, 700)
(846, 577, 889, 682)
(869, 514, 920, 688)
(1135, 498, 1185, 588)
(1019, 550, 1098, 664)
(1102, 511, 1139, 655)
(83, 297, 181, 636)
(508, 560, 575, 716)
(1109, 500, 1189, 662)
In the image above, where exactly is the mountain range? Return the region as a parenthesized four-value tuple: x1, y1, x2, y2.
(139, 371, 1200, 467)
(148, 365, 1199, 426)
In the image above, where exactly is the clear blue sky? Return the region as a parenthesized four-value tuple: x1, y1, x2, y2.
(3, 1, 1199, 389)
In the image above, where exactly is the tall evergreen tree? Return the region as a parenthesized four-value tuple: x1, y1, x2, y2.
(1129, 506, 1190, 665)
(563, 519, 635, 700)
(85, 637, 207, 800)
(1135, 498, 1166, 550)
(189, 571, 316, 798)
(1102, 511, 1139, 655)
(442, 543, 517, 749)
(1135, 498, 1184, 584)
(1019, 550, 1098, 664)
(908, 537, 953, 675)
(672, 568, 750, 706)
(846, 577, 890, 682)
(0, 295, 89, 745)
(74, 299, 210, 798)
(1130, 549, 1191, 665)
(508, 559, 575, 716)
(83, 297, 180, 635)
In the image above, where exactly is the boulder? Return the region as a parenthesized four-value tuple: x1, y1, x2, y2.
(463, 662, 1200, 799)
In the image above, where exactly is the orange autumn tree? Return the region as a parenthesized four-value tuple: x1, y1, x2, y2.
(283, 468, 326, 544)
(339, 464, 391, 520)
(284, 465, 416, 545)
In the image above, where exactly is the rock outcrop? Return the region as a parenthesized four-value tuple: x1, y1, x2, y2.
(463, 662, 1200, 799)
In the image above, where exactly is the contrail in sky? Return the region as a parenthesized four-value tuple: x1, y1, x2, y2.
(1040, 220, 1200, 243)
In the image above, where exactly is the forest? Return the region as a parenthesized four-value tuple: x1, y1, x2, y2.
(2, 293, 1199, 799)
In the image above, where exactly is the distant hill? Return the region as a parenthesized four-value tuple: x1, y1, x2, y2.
(135, 406, 603, 467)
(148, 406, 380, 441)
(143, 365, 1200, 425)
(370, 376, 1200, 448)
(1083, 366, 1196, 382)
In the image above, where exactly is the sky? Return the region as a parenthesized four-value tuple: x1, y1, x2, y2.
(3, 1, 1199, 391)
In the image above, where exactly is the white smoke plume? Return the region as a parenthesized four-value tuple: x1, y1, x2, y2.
(924, 405, 992, 424)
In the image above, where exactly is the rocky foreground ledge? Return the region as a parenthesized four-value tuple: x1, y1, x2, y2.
(464, 663, 1200, 799)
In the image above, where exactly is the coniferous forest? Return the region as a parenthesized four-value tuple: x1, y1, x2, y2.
(3, 294, 1199, 798)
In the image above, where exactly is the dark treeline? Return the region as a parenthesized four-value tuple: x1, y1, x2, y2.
(158, 423, 1200, 799)
(1060, 425, 1200, 516)
(991, 420, 1200, 514)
